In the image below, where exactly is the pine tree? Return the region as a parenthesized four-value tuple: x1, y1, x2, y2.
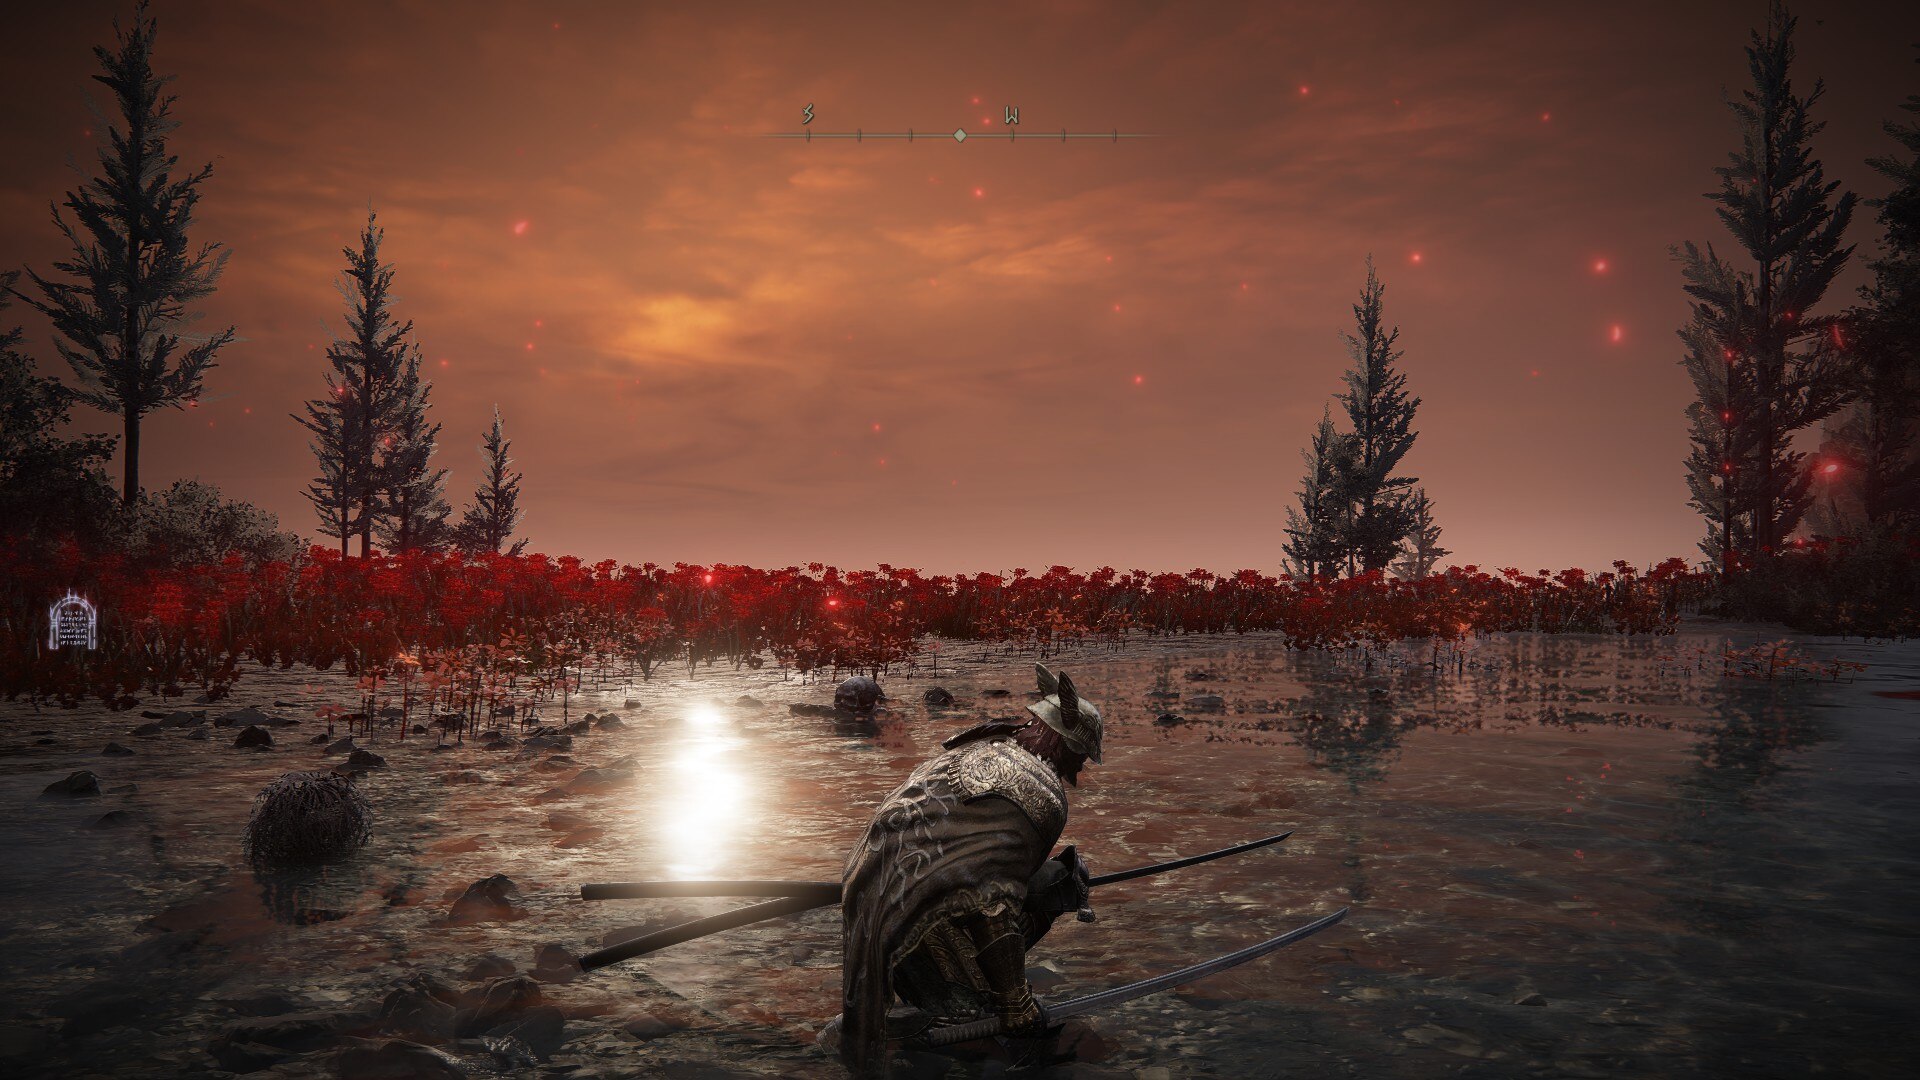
(1675, 1, 1856, 563)
(0, 274, 119, 541)
(1390, 488, 1449, 580)
(454, 407, 525, 555)
(1676, 264, 1766, 573)
(11, 2, 236, 506)
(1334, 256, 1422, 574)
(296, 388, 355, 555)
(295, 211, 416, 557)
(373, 352, 450, 553)
(1284, 407, 1355, 579)
(1825, 54, 1920, 534)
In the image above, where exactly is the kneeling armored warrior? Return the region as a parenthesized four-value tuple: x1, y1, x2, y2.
(839, 663, 1105, 1076)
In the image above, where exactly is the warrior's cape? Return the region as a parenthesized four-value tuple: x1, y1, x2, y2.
(839, 730, 1067, 1075)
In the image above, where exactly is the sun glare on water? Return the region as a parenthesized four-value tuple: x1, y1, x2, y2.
(658, 703, 753, 877)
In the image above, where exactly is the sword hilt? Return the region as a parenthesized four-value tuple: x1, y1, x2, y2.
(921, 1013, 1004, 1047)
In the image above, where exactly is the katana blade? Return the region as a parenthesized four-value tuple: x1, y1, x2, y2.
(578, 893, 826, 972)
(1089, 830, 1293, 888)
(920, 906, 1349, 1047)
(579, 830, 1293, 902)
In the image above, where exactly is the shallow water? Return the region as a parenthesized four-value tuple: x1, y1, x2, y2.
(0, 623, 1915, 1079)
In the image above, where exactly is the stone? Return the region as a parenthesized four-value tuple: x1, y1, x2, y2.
(347, 749, 387, 768)
(1153, 713, 1186, 727)
(561, 719, 592, 735)
(566, 768, 633, 792)
(1515, 992, 1548, 1006)
(309, 732, 331, 744)
(1186, 693, 1226, 711)
(90, 809, 136, 829)
(214, 1009, 349, 1052)
(923, 687, 955, 707)
(101, 742, 135, 756)
(454, 976, 542, 1036)
(328, 1038, 465, 1080)
(621, 1011, 683, 1041)
(327, 736, 356, 754)
(530, 944, 581, 984)
(834, 675, 882, 712)
(162, 710, 206, 728)
(216, 706, 272, 728)
(129, 722, 163, 737)
(447, 875, 525, 925)
(234, 725, 274, 749)
(140, 710, 169, 720)
(41, 770, 101, 797)
(482, 736, 519, 751)
(106, 782, 137, 793)
(523, 735, 572, 751)
(185, 728, 209, 740)
(411, 724, 428, 734)
(441, 771, 487, 785)
(462, 954, 515, 981)
(593, 714, 623, 730)
(483, 1005, 565, 1060)
(735, 695, 763, 708)
(378, 982, 459, 1043)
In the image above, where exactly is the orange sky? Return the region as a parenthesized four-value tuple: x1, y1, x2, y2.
(3, 1, 1916, 574)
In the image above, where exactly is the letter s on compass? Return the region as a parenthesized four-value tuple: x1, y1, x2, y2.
(802, 102, 814, 125)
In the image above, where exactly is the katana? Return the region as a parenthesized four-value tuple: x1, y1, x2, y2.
(577, 830, 1293, 972)
(920, 906, 1349, 1047)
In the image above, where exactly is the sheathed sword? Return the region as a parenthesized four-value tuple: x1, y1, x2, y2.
(921, 906, 1349, 1047)
(578, 830, 1293, 972)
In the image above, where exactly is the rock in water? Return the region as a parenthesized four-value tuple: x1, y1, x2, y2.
(347, 748, 387, 768)
(216, 706, 272, 728)
(129, 722, 163, 737)
(834, 675, 882, 713)
(923, 687, 955, 707)
(41, 770, 101, 797)
(326, 736, 356, 754)
(448, 875, 525, 925)
(463, 954, 515, 981)
(234, 725, 274, 749)
(101, 742, 135, 756)
(530, 944, 581, 984)
(244, 771, 373, 868)
(454, 975, 542, 1035)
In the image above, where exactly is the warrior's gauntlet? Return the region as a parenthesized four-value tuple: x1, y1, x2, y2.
(972, 905, 1047, 1035)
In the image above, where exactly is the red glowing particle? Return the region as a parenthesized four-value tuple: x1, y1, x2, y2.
(1240, 281, 1249, 290)
(1821, 461, 1840, 476)
(534, 319, 543, 328)
(1299, 85, 1310, 95)
(878, 457, 888, 467)
(440, 359, 450, 367)
(973, 187, 984, 198)
(1593, 259, 1608, 273)
(1530, 369, 1540, 377)
(1112, 303, 1123, 312)
(1133, 375, 1144, 385)
(1609, 325, 1623, 343)
(525, 342, 535, 350)
(827, 597, 840, 607)
(970, 96, 980, 105)
(513, 220, 529, 236)
(703, 573, 713, 584)
(1410, 251, 1423, 264)
(872, 422, 882, 432)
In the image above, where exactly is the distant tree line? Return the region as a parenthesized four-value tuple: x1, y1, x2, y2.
(1, 3, 528, 568)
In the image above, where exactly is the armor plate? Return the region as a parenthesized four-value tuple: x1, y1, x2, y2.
(949, 739, 1068, 838)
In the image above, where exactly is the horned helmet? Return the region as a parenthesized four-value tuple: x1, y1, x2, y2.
(1026, 663, 1104, 764)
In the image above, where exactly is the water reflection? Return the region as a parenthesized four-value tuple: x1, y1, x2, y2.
(656, 703, 755, 878)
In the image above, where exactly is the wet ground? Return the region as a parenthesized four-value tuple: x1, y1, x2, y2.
(0, 621, 1915, 1079)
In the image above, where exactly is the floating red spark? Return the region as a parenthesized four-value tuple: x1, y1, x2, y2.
(513, 220, 529, 236)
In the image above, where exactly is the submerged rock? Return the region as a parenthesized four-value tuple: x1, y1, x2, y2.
(1154, 713, 1187, 727)
(234, 725, 274, 749)
(924, 687, 956, 707)
(593, 713, 624, 730)
(101, 742, 135, 756)
(326, 736, 356, 754)
(216, 706, 272, 728)
(41, 770, 100, 797)
(129, 722, 163, 737)
(462, 954, 515, 982)
(530, 944, 581, 984)
(453, 975, 542, 1035)
(484, 1005, 565, 1059)
(448, 875, 525, 925)
(441, 771, 487, 785)
(185, 728, 209, 741)
(835, 675, 882, 713)
(347, 749, 387, 768)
